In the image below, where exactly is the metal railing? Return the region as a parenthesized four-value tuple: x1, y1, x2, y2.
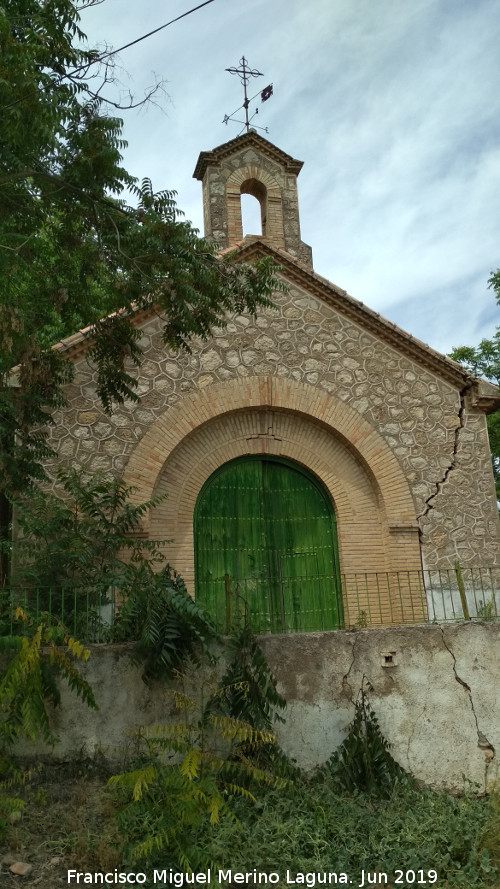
(2, 566, 500, 639)
(197, 566, 500, 634)
(340, 566, 500, 628)
(1, 585, 115, 642)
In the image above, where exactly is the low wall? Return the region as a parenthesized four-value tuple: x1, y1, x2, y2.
(23, 622, 500, 792)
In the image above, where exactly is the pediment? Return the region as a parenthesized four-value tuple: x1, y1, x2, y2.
(193, 131, 304, 180)
(46, 236, 500, 410)
(229, 237, 498, 397)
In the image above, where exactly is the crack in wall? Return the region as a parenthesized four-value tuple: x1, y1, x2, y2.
(417, 379, 474, 528)
(439, 626, 495, 791)
(341, 633, 361, 704)
(406, 703, 427, 772)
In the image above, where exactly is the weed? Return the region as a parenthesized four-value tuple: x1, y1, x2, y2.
(479, 785, 500, 869)
(112, 566, 219, 683)
(1, 752, 498, 887)
(206, 778, 498, 887)
(109, 666, 285, 873)
(318, 677, 409, 796)
(477, 598, 497, 620)
(34, 786, 48, 806)
(354, 609, 368, 628)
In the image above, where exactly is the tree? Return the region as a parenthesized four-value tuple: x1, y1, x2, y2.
(449, 271, 500, 499)
(12, 467, 221, 663)
(0, 0, 282, 504)
(13, 466, 168, 594)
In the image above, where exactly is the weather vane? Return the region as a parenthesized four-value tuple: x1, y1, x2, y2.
(223, 56, 273, 135)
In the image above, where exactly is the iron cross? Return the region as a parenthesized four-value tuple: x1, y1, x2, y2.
(223, 56, 273, 134)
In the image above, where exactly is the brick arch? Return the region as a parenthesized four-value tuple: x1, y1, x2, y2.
(227, 165, 281, 192)
(226, 165, 285, 247)
(124, 376, 415, 519)
(125, 377, 420, 583)
(148, 408, 389, 589)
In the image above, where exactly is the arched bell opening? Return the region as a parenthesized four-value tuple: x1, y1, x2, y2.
(240, 177, 268, 237)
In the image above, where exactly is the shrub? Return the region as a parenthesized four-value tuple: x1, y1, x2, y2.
(318, 678, 409, 796)
(109, 669, 286, 873)
(112, 565, 219, 683)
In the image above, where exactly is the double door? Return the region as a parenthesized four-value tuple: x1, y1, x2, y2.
(195, 457, 342, 633)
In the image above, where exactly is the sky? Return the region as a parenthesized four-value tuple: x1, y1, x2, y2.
(79, 0, 500, 356)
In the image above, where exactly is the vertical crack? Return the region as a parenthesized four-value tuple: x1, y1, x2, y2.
(341, 632, 361, 704)
(440, 626, 495, 791)
(417, 379, 474, 527)
(407, 703, 427, 771)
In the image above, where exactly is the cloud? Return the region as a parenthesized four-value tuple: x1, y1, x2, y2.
(79, 0, 500, 354)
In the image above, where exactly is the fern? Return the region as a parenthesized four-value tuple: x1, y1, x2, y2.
(0, 608, 97, 750)
(110, 664, 288, 872)
(319, 677, 410, 796)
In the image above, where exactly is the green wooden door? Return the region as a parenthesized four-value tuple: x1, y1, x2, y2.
(194, 457, 343, 633)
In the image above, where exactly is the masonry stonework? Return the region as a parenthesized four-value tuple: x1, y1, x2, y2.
(46, 132, 500, 621)
(194, 133, 313, 266)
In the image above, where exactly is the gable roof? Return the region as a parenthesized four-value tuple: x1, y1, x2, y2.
(193, 131, 304, 180)
(219, 236, 500, 404)
(45, 236, 499, 412)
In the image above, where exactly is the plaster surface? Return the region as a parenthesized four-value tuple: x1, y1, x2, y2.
(20, 623, 500, 792)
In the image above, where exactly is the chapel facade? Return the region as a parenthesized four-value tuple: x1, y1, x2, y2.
(48, 132, 500, 631)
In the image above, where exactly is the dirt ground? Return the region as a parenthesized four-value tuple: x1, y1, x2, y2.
(1, 759, 124, 888)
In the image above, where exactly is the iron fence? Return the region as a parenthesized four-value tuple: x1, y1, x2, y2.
(340, 566, 500, 628)
(197, 565, 500, 634)
(1, 584, 114, 642)
(2, 566, 500, 640)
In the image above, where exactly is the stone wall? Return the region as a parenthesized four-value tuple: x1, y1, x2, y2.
(47, 281, 500, 577)
(25, 623, 499, 793)
(194, 134, 313, 267)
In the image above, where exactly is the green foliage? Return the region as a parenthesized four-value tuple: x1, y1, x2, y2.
(0, 608, 97, 750)
(450, 338, 500, 384)
(109, 617, 292, 872)
(210, 625, 286, 730)
(451, 340, 500, 500)
(14, 466, 168, 593)
(112, 566, 219, 683)
(0, 607, 97, 838)
(2, 754, 497, 887)
(319, 679, 409, 796)
(12, 469, 221, 677)
(477, 598, 498, 620)
(11, 467, 173, 641)
(204, 625, 294, 782)
(354, 609, 368, 627)
(200, 686, 494, 884)
(109, 672, 284, 873)
(0, 758, 29, 842)
(479, 786, 500, 872)
(450, 269, 500, 500)
(0, 2, 284, 497)
(205, 778, 498, 887)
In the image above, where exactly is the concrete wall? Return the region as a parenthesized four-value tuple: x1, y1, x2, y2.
(28, 623, 499, 793)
